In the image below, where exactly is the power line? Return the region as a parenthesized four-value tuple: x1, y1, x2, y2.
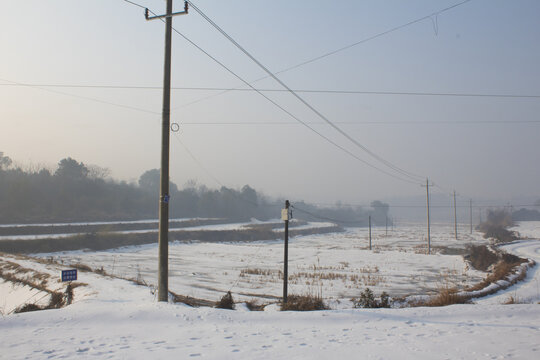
(172, 133, 224, 188)
(2, 78, 537, 124)
(173, 0, 476, 109)
(161, 10, 422, 185)
(294, 202, 540, 209)
(187, 0, 425, 184)
(177, 120, 540, 125)
(268, 0, 475, 76)
(290, 205, 361, 224)
(0, 78, 159, 115)
(122, 0, 146, 11)
(3, 83, 539, 99)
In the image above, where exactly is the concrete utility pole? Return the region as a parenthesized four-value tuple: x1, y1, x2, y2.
(470, 199, 473, 234)
(423, 178, 432, 255)
(282, 200, 290, 303)
(453, 190, 458, 240)
(145, 1, 189, 302)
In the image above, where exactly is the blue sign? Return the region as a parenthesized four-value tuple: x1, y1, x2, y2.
(61, 269, 77, 282)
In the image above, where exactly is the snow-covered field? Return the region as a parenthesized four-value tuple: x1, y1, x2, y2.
(1, 222, 539, 359)
(36, 222, 489, 305)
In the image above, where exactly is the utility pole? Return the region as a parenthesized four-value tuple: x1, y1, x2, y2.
(422, 178, 432, 255)
(469, 199, 473, 234)
(282, 200, 290, 304)
(385, 215, 388, 236)
(453, 190, 458, 240)
(369, 215, 372, 250)
(145, 1, 189, 302)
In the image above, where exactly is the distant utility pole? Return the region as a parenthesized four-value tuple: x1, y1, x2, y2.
(422, 179, 432, 255)
(369, 215, 372, 250)
(145, 0, 189, 302)
(469, 199, 473, 234)
(453, 190, 458, 240)
(282, 200, 290, 304)
(385, 216, 388, 236)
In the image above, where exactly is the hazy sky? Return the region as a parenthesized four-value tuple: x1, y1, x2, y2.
(1, 0, 539, 207)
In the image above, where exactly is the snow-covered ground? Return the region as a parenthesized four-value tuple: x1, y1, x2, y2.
(1, 222, 539, 359)
(36, 223, 488, 304)
(0, 218, 267, 241)
(1, 261, 539, 359)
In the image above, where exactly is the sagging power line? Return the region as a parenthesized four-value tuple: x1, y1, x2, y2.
(174, 0, 476, 110)
(187, 0, 425, 185)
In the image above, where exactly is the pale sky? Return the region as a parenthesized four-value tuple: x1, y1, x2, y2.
(1, 0, 539, 207)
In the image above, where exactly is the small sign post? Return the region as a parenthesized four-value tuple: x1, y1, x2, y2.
(61, 269, 77, 282)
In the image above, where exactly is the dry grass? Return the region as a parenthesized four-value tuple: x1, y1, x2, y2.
(240, 268, 276, 277)
(245, 299, 265, 311)
(425, 287, 469, 307)
(170, 292, 215, 308)
(280, 294, 328, 311)
(466, 258, 526, 293)
(503, 294, 521, 304)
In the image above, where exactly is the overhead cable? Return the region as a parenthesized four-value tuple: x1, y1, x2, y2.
(187, 0, 425, 183)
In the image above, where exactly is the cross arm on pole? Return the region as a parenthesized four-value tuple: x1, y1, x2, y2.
(145, 1, 188, 21)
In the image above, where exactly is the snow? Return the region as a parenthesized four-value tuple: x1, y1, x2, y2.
(0, 280, 50, 315)
(36, 224, 488, 304)
(1, 280, 539, 359)
(0, 218, 218, 228)
(1, 221, 539, 359)
(475, 240, 540, 304)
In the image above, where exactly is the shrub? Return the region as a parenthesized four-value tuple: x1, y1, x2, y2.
(14, 303, 42, 313)
(215, 291, 235, 310)
(353, 288, 391, 308)
(379, 292, 390, 308)
(47, 292, 65, 309)
(281, 294, 328, 311)
(476, 209, 519, 244)
(354, 288, 376, 308)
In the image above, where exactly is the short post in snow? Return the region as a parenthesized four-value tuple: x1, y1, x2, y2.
(369, 215, 372, 250)
(282, 200, 290, 304)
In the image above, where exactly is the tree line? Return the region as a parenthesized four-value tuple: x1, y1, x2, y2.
(0, 152, 389, 225)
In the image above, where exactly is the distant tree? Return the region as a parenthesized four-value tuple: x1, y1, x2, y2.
(138, 169, 160, 190)
(0, 152, 12, 170)
(87, 164, 111, 180)
(54, 157, 88, 180)
(241, 185, 258, 206)
(138, 169, 178, 193)
(370, 200, 390, 225)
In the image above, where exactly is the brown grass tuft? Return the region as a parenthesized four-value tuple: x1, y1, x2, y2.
(425, 288, 469, 307)
(280, 294, 328, 311)
(245, 299, 265, 311)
